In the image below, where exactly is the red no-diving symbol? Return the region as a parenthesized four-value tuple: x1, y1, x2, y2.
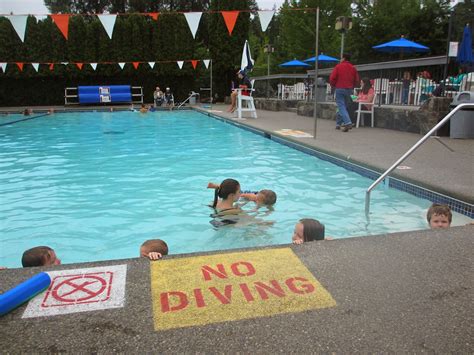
(41, 272, 114, 308)
(52, 275, 107, 302)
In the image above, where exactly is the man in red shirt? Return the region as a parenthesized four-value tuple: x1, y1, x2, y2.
(329, 53, 360, 132)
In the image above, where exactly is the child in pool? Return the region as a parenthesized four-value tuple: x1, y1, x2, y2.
(240, 189, 277, 208)
(208, 183, 276, 209)
(139, 104, 148, 113)
(292, 219, 325, 244)
(22, 246, 61, 267)
(140, 239, 168, 260)
(426, 203, 452, 229)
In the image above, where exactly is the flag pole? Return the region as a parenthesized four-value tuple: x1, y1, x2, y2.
(210, 59, 213, 110)
(313, 7, 320, 139)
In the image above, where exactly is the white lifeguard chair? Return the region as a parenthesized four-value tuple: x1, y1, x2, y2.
(235, 80, 257, 119)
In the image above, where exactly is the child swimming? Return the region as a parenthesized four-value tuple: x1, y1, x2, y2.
(292, 218, 325, 244)
(240, 189, 277, 208)
(140, 239, 168, 260)
(426, 203, 452, 229)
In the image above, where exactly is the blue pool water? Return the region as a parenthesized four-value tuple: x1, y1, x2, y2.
(0, 110, 470, 267)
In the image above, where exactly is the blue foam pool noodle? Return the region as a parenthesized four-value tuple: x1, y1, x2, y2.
(0, 272, 51, 316)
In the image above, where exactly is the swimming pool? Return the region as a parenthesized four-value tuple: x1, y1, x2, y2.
(0, 110, 470, 267)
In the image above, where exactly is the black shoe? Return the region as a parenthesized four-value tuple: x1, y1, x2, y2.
(335, 126, 341, 130)
(342, 124, 352, 132)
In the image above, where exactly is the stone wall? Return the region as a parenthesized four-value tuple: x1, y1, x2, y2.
(255, 97, 452, 135)
(254, 98, 299, 111)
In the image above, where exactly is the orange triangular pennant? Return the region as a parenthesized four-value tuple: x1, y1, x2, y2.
(16, 62, 24, 71)
(191, 60, 198, 69)
(132, 62, 140, 69)
(148, 13, 159, 21)
(50, 14, 70, 40)
(76, 63, 83, 70)
(221, 11, 239, 35)
(49, 63, 54, 71)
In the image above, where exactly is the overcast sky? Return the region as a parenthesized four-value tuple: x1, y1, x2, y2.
(0, 0, 286, 14)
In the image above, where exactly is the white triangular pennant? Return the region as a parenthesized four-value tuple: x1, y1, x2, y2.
(258, 11, 275, 32)
(32, 63, 39, 72)
(183, 12, 202, 39)
(119, 62, 125, 69)
(177, 61, 184, 69)
(61, 62, 68, 65)
(0, 63, 6, 72)
(90, 63, 97, 70)
(6, 15, 28, 42)
(203, 59, 210, 69)
(35, 15, 48, 22)
(148, 62, 155, 69)
(97, 14, 117, 39)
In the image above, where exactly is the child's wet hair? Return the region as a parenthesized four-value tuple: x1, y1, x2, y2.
(141, 239, 169, 256)
(259, 189, 277, 205)
(22, 246, 54, 267)
(426, 203, 452, 223)
(300, 219, 325, 241)
(212, 178, 240, 208)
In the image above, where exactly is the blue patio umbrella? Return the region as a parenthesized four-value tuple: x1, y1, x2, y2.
(303, 54, 339, 63)
(372, 37, 429, 54)
(457, 25, 473, 64)
(279, 59, 311, 68)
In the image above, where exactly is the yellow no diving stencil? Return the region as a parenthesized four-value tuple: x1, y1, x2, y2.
(150, 248, 336, 331)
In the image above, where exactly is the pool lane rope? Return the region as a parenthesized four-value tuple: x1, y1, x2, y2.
(0, 272, 51, 316)
(0, 113, 49, 127)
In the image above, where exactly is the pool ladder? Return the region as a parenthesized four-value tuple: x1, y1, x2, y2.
(177, 91, 199, 109)
(365, 103, 474, 217)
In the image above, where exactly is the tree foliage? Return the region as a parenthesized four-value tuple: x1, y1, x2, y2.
(0, 0, 472, 106)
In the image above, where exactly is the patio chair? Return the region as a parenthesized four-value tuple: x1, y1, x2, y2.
(413, 78, 435, 106)
(460, 72, 474, 91)
(294, 82, 306, 100)
(373, 78, 389, 104)
(235, 80, 257, 119)
(355, 93, 377, 128)
(277, 84, 283, 99)
(326, 83, 334, 101)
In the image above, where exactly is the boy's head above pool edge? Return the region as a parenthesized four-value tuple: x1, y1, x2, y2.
(22, 246, 61, 267)
(426, 203, 452, 229)
(140, 239, 169, 258)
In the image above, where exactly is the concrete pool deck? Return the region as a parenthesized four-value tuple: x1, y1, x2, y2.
(0, 104, 473, 352)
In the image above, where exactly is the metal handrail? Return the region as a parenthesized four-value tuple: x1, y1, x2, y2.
(365, 102, 474, 217)
(177, 91, 198, 109)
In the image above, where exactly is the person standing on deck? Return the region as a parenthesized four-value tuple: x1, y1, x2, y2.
(329, 53, 360, 132)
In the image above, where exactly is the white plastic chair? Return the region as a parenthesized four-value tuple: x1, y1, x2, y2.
(235, 80, 257, 119)
(355, 93, 376, 128)
(294, 82, 305, 100)
(413, 78, 435, 106)
(373, 78, 389, 104)
(326, 83, 334, 101)
(461, 72, 474, 91)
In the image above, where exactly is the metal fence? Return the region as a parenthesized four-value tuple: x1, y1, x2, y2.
(252, 56, 473, 106)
